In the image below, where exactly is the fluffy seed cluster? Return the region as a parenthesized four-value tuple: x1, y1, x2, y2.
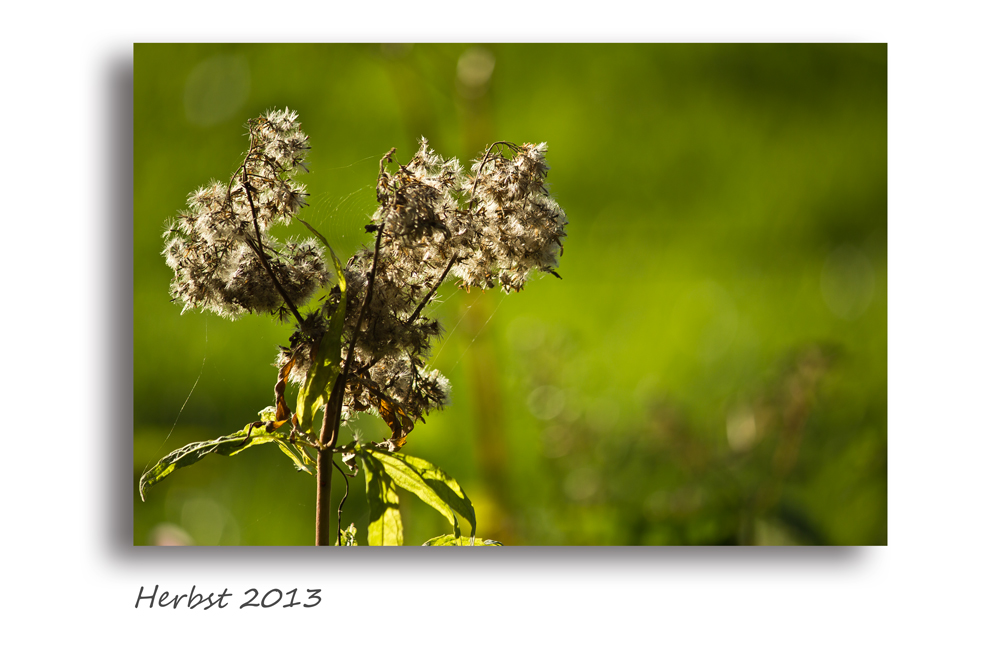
(324, 140, 566, 427)
(164, 111, 567, 442)
(458, 141, 567, 292)
(368, 139, 568, 293)
(163, 108, 330, 320)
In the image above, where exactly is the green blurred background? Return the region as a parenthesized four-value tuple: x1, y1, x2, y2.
(133, 43, 886, 546)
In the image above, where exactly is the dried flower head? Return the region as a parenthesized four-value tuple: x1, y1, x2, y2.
(163, 108, 328, 320)
(455, 141, 568, 292)
(150, 109, 569, 546)
(305, 140, 566, 438)
(164, 112, 566, 449)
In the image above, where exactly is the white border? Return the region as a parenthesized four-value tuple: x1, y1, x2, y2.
(4, 1, 996, 663)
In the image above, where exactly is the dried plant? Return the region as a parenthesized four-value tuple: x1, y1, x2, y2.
(140, 109, 568, 546)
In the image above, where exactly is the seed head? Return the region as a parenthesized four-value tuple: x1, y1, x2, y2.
(163, 110, 327, 319)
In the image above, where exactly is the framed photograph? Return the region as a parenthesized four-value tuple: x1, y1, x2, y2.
(133, 44, 887, 546)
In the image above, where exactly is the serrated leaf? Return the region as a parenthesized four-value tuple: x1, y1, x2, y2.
(139, 423, 286, 501)
(422, 535, 502, 546)
(367, 449, 476, 540)
(362, 455, 403, 546)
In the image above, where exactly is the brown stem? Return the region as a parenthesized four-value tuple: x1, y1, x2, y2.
(315, 224, 385, 544)
(315, 446, 333, 546)
(341, 223, 385, 384)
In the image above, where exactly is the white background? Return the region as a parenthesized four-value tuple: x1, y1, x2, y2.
(3, 2, 997, 664)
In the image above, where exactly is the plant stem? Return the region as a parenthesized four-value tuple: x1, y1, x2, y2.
(315, 372, 346, 547)
(314, 223, 385, 545)
(334, 460, 350, 546)
(406, 252, 457, 326)
(315, 446, 333, 546)
(240, 165, 306, 328)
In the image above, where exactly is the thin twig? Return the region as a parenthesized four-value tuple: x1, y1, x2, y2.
(406, 252, 458, 326)
(469, 141, 521, 199)
(342, 223, 386, 383)
(240, 165, 307, 328)
(323, 224, 384, 439)
(333, 459, 350, 546)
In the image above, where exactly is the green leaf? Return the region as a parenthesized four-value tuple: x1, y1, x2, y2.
(293, 217, 348, 437)
(362, 455, 404, 546)
(367, 449, 477, 540)
(297, 217, 346, 292)
(276, 440, 316, 475)
(139, 422, 285, 501)
(295, 298, 346, 435)
(340, 523, 358, 546)
(422, 535, 502, 546)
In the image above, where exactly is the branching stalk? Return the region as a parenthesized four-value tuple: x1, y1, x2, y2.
(315, 223, 385, 544)
(407, 253, 457, 326)
(240, 166, 307, 328)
